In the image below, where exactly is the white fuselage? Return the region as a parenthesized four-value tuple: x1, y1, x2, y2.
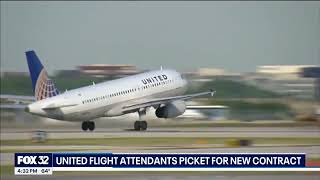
(27, 69, 187, 121)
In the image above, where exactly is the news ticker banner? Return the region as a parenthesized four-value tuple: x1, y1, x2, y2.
(14, 153, 319, 175)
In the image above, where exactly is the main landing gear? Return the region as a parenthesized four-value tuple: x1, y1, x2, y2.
(134, 109, 147, 131)
(82, 121, 95, 131)
(134, 121, 147, 131)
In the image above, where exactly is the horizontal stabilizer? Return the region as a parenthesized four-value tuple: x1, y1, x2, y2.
(42, 103, 78, 110)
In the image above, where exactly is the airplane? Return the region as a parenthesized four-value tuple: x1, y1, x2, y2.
(20, 50, 215, 131)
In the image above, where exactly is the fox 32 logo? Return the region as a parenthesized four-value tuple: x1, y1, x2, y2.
(15, 153, 52, 167)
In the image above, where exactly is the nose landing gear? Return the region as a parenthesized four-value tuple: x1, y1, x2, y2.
(82, 121, 95, 131)
(134, 108, 147, 131)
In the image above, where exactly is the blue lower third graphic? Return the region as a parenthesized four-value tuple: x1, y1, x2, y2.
(14, 153, 307, 175)
(52, 153, 305, 168)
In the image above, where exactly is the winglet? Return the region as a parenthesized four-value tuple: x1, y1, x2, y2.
(210, 89, 216, 96)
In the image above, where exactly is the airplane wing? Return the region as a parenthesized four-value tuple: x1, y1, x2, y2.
(122, 90, 215, 113)
(186, 105, 228, 109)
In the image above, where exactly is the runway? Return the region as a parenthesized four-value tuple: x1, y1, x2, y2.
(2, 126, 319, 166)
(2, 127, 320, 140)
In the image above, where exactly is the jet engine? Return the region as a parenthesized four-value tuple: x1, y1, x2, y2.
(155, 100, 186, 118)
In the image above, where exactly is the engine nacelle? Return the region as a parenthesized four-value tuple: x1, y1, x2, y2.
(155, 100, 186, 118)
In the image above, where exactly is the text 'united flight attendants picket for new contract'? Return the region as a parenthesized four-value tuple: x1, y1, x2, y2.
(14, 153, 313, 175)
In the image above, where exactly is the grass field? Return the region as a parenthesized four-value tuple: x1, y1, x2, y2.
(2, 137, 320, 147)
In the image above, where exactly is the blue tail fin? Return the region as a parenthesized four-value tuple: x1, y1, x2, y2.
(25, 51, 60, 101)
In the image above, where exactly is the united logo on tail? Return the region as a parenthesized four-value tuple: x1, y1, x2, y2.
(25, 51, 60, 101)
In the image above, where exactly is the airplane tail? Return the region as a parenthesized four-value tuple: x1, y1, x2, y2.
(25, 50, 60, 101)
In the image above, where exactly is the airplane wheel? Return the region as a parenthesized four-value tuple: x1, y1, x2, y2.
(88, 121, 95, 131)
(141, 121, 147, 131)
(134, 121, 140, 131)
(134, 121, 147, 131)
(82, 121, 88, 131)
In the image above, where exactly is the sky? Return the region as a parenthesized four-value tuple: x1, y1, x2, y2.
(1, 1, 319, 74)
